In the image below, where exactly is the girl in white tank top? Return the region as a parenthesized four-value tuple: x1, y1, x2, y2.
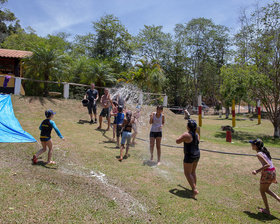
(149, 106, 165, 165)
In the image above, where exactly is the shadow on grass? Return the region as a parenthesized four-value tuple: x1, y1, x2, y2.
(26, 96, 58, 106)
(212, 117, 248, 121)
(77, 119, 92, 124)
(104, 145, 117, 149)
(169, 184, 195, 200)
(32, 161, 58, 169)
(243, 211, 279, 222)
(142, 160, 157, 167)
(215, 131, 280, 145)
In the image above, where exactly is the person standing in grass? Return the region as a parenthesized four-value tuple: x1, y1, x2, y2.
(97, 88, 113, 130)
(32, 110, 64, 165)
(149, 105, 165, 165)
(115, 105, 125, 148)
(84, 83, 99, 124)
(118, 111, 134, 161)
(176, 119, 200, 199)
(250, 139, 280, 215)
(111, 101, 118, 142)
(131, 105, 141, 146)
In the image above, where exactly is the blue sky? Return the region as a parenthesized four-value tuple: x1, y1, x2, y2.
(5, 0, 271, 38)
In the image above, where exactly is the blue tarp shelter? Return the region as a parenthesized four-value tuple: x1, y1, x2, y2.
(0, 94, 36, 142)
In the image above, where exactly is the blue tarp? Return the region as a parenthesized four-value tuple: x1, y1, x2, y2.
(0, 94, 36, 142)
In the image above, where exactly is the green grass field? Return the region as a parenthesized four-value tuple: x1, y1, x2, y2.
(1, 96, 280, 223)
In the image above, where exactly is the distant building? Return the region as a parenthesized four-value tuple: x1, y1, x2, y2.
(0, 49, 32, 94)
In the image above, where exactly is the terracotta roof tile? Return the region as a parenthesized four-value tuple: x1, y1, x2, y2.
(0, 49, 33, 58)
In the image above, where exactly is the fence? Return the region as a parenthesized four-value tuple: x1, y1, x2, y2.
(0, 75, 168, 106)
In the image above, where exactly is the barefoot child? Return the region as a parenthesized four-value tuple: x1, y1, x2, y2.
(250, 139, 280, 215)
(32, 110, 64, 165)
(131, 105, 141, 145)
(118, 111, 133, 161)
(97, 88, 113, 130)
(176, 119, 200, 199)
(149, 105, 165, 165)
(111, 101, 118, 141)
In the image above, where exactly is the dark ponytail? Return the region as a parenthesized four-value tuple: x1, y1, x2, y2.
(187, 119, 198, 144)
(259, 146, 272, 160)
(254, 139, 272, 160)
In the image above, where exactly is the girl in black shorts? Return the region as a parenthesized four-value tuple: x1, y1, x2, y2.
(149, 105, 165, 165)
(176, 119, 200, 199)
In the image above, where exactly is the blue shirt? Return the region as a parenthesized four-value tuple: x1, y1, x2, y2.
(116, 112, 124, 125)
(39, 119, 63, 139)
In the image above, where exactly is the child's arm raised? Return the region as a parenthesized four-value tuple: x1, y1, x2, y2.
(149, 113, 154, 124)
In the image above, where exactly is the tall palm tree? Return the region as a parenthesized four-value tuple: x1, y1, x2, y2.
(81, 59, 116, 87)
(134, 58, 165, 92)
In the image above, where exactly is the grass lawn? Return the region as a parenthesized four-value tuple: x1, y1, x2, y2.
(0, 95, 280, 223)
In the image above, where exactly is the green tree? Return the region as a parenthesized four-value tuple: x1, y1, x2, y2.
(0, 0, 21, 43)
(92, 14, 134, 66)
(23, 45, 67, 96)
(121, 58, 165, 93)
(175, 18, 230, 105)
(135, 25, 172, 63)
(220, 64, 251, 114)
(235, 1, 280, 138)
(80, 59, 116, 87)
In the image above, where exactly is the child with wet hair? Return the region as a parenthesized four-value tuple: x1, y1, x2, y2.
(118, 111, 134, 161)
(176, 119, 200, 199)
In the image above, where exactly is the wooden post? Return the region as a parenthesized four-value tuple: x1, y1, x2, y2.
(232, 99, 236, 127)
(63, 82, 69, 99)
(257, 100, 261, 125)
(198, 95, 202, 127)
(231, 100, 235, 128)
(163, 95, 168, 107)
(14, 77, 21, 95)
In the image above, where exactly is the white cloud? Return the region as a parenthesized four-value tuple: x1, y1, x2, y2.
(32, 0, 97, 35)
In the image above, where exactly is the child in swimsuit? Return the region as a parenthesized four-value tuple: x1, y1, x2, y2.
(250, 139, 280, 215)
(118, 111, 134, 161)
(131, 105, 141, 145)
(32, 110, 64, 165)
(111, 101, 118, 142)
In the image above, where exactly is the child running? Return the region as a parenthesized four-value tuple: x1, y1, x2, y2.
(149, 105, 165, 165)
(250, 139, 280, 215)
(176, 119, 200, 199)
(111, 101, 118, 142)
(32, 110, 64, 165)
(118, 111, 134, 161)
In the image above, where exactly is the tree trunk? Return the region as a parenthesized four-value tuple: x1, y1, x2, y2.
(274, 125, 280, 138)
(248, 103, 251, 113)
(225, 107, 230, 119)
(43, 72, 49, 97)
